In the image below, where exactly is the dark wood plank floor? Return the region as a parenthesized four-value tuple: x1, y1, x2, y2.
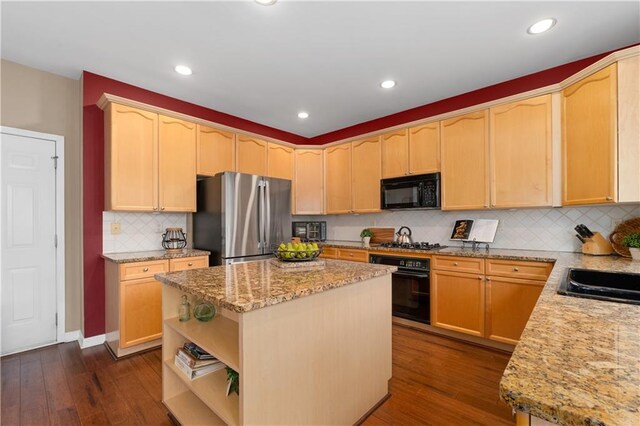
(1, 325, 514, 425)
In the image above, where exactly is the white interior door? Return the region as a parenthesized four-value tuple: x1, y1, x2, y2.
(1, 132, 57, 355)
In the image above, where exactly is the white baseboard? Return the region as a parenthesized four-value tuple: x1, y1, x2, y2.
(63, 330, 80, 342)
(79, 332, 106, 349)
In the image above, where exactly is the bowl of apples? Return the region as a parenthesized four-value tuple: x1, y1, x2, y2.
(273, 241, 323, 262)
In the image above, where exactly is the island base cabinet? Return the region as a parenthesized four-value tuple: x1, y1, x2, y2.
(485, 276, 544, 345)
(431, 270, 485, 337)
(161, 274, 392, 425)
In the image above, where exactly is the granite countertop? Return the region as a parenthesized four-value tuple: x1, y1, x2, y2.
(499, 253, 640, 426)
(102, 248, 210, 263)
(322, 240, 558, 262)
(155, 259, 396, 313)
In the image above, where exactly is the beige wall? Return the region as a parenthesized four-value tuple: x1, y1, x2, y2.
(1, 59, 82, 332)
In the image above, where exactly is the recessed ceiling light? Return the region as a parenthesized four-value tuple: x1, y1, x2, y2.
(174, 65, 192, 76)
(255, 0, 277, 5)
(527, 18, 556, 35)
(298, 112, 309, 119)
(380, 80, 396, 89)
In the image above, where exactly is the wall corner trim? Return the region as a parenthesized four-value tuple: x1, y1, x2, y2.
(79, 332, 106, 349)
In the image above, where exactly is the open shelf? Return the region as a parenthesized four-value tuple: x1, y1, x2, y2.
(165, 360, 240, 426)
(164, 390, 226, 425)
(165, 315, 240, 371)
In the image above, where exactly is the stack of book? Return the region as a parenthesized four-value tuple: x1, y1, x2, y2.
(174, 342, 225, 380)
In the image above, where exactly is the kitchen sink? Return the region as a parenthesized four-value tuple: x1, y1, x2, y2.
(558, 268, 640, 305)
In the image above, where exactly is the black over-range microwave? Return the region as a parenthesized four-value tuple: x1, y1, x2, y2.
(380, 172, 441, 210)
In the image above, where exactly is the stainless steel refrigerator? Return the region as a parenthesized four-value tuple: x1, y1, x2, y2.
(193, 172, 292, 265)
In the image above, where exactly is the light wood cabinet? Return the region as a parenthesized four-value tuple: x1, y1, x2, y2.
(409, 122, 440, 174)
(337, 248, 369, 262)
(441, 110, 489, 210)
(236, 135, 267, 176)
(196, 125, 235, 176)
(381, 129, 409, 178)
(319, 246, 338, 259)
(352, 137, 381, 213)
(485, 276, 544, 345)
(325, 144, 352, 214)
(267, 142, 294, 180)
(105, 103, 158, 211)
(617, 56, 640, 203)
(562, 64, 617, 205)
(490, 95, 553, 208)
(158, 115, 197, 212)
(431, 270, 485, 337)
(105, 256, 208, 358)
(105, 104, 196, 212)
(293, 150, 324, 214)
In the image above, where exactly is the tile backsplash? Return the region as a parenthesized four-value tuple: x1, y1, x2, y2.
(298, 204, 640, 252)
(103, 211, 188, 253)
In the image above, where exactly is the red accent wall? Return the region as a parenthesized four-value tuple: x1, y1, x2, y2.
(81, 45, 631, 336)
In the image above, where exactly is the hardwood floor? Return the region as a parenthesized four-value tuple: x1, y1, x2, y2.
(1, 325, 514, 425)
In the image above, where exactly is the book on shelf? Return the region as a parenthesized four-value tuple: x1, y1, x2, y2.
(183, 342, 216, 360)
(174, 354, 225, 380)
(176, 347, 220, 369)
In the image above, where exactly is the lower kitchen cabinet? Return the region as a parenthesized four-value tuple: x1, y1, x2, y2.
(431, 270, 485, 337)
(485, 276, 544, 345)
(319, 247, 368, 262)
(105, 255, 208, 358)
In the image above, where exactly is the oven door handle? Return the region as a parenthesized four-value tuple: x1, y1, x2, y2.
(393, 271, 430, 279)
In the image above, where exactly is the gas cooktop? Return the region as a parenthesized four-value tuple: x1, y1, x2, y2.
(378, 242, 447, 250)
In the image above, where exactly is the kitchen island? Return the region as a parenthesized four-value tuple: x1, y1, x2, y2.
(155, 259, 396, 425)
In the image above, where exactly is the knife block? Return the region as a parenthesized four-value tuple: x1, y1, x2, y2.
(582, 232, 614, 256)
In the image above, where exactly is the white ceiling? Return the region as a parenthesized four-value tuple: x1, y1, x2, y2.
(2, 1, 639, 138)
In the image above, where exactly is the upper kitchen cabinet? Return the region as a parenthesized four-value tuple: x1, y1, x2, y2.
(562, 64, 617, 206)
(196, 125, 235, 176)
(408, 122, 440, 174)
(490, 95, 553, 208)
(236, 135, 267, 176)
(158, 115, 197, 212)
(381, 129, 409, 178)
(325, 143, 352, 214)
(293, 150, 324, 215)
(441, 110, 489, 210)
(351, 137, 381, 213)
(267, 142, 294, 180)
(105, 103, 158, 211)
(617, 56, 640, 203)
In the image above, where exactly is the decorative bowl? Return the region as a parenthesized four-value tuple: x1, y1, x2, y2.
(272, 243, 323, 262)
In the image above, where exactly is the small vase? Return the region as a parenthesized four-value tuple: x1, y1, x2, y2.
(363, 236, 371, 247)
(630, 247, 640, 261)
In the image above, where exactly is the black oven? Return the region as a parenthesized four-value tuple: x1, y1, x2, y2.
(380, 172, 440, 210)
(370, 254, 430, 324)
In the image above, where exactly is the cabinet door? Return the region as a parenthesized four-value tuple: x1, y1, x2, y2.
(562, 64, 617, 205)
(617, 56, 640, 203)
(381, 130, 409, 178)
(325, 144, 352, 214)
(485, 276, 543, 345)
(105, 103, 158, 211)
(294, 150, 324, 214)
(196, 125, 235, 176)
(120, 278, 163, 348)
(431, 270, 485, 337)
(352, 137, 381, 213)
(441, 111, 489, 210)
(158, 115, 197, 212)
(267, 142, 294, 180)
(236, 135, 268, 176)
(409, 122, 440, 174)
(490, 95, 552, 208)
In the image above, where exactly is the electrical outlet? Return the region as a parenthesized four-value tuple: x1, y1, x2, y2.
(111, 222, 121, 235)
(155, 223, 164, 233)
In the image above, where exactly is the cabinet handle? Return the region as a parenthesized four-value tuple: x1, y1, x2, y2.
(486, 277, 491, 281)
(153, 207, 158, 211)
(478, 276, 483, 280)
(143, 267, 149, 272)
(453, 262, 458, 266)
(188, 262, 193, 266)
(513, 267, 519, 272)
(606, 197, 613, 201)
(161, 207, 166, 211)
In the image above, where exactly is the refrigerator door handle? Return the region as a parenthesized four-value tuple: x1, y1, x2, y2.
(264, 179, 271, 250)
(258, 180, 265, 250)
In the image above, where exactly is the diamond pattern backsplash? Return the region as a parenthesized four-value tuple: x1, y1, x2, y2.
(298, 204, 640, 252)
(103, 211, 188, 253)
